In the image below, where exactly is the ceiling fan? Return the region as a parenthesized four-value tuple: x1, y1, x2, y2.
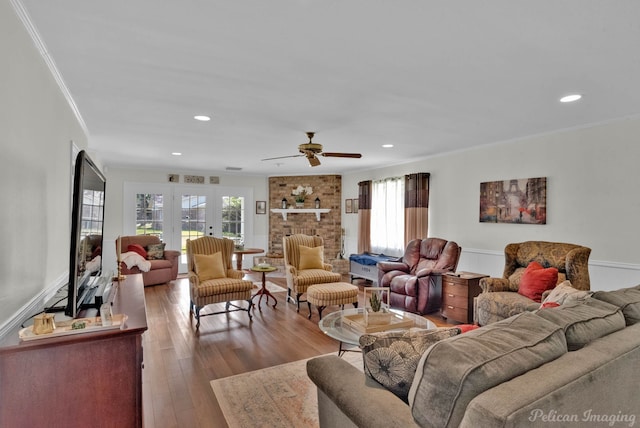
(261, 132, 362, 167)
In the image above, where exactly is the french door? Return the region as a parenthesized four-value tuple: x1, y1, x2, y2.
(124, 183, 253, 273)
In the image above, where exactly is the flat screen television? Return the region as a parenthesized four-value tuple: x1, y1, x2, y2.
(65, 150, 106, 318)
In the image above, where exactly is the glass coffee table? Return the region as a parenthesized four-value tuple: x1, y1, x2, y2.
(319, 307, 436, 355)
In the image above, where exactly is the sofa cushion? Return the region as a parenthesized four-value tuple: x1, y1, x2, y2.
(517, 261, 558, 302)
(146, 242, 166, 260)
(541, 280, 592, 307)
(298, 245, 324, 270)
(194, 252, 227, 281)
(535, 298, 626, 350)
(408, 312, 567, 428)
(127, 243, 147, 259)
(475, 291, 541, 326)
(359, 327, 460, 403)
(592, 286, 640, 325)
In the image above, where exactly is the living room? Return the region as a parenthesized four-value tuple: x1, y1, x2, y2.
(2, 1, 640, 427)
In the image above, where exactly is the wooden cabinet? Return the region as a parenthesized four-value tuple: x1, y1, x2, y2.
(441, 272, 488, 324)
(0, 274, 147, 428)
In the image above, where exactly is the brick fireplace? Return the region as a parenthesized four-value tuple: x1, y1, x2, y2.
(267, 175, 345, 271)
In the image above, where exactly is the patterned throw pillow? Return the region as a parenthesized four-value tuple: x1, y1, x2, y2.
(146, 243, 166, 260)
(359, 327, 460, 402)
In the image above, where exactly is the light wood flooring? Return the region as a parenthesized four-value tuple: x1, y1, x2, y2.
(141, 273, 456, 428)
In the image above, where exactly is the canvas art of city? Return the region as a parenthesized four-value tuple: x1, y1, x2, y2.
(479, 177, 547, 224)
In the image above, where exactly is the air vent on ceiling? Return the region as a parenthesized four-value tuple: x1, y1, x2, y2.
(225, 167, 242, 171)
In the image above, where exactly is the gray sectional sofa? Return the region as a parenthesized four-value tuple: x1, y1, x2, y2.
(307, 285, 640, 427)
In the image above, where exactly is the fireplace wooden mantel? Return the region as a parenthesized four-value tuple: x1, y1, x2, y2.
(270, 208, 331, 221)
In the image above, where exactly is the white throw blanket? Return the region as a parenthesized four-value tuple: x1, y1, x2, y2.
(121, 251, 152, 272)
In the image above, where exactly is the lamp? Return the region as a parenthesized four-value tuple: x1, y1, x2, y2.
(315, 197, 320, 209)
(281, 198, 288, 209)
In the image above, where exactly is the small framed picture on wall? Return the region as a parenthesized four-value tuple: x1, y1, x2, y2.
(345, 199, 353, 213)
(352, 198, 359, 213)
(256, 201, 266, 214)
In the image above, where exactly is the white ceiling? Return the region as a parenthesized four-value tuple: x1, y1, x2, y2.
(17, 1, 640, 176)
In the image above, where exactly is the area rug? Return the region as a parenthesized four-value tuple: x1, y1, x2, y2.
(252, 281, 287, 294)
(211, 351, 363, 427)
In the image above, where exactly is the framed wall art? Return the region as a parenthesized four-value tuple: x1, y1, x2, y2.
(479, 177, 547, 224)
(352, 198, 359, 213)
(345, 199, 353, 213)
(256, 201, 266, 215)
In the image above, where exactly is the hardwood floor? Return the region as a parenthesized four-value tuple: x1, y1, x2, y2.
(141, 273, 456, 428)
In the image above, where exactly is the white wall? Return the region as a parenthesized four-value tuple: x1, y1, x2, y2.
(0, 0, 88, 332)
(342, 117, 640, 291)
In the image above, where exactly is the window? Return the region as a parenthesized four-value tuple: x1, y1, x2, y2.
(135, 193, 164, 238)
(370, 177, 405, 255)
(222, 195, 245, 247)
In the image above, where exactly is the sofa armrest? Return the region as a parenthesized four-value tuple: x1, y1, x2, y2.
(307, 355, 417, 428)
(480, 277, 512, 292)
(322, 263, 334, 271)
(377, 261, 410, 273)
(415, 268, 449, 278)
(163, 250, 180, 262)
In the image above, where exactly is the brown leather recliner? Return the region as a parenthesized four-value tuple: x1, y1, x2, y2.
(377, 238, 462, 315)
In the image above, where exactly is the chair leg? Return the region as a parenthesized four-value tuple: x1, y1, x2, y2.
(296, 293, 303, 312)
(317, 305, 325, 320)
(307, 302, 312, 319)
(195, 306, 201, 329)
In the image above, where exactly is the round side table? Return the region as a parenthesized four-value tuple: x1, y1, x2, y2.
(250, 265, 278, 309)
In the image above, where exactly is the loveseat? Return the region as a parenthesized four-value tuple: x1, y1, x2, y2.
(118, 235, 180, 286)
(307, 284, 640, 427)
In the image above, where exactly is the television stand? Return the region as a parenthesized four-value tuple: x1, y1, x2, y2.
(0, 274, 147, 427)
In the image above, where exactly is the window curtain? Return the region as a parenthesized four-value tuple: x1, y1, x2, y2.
(357, 180, 371, 254)
(371, 177, 405, 255)
(404, 173, 430, 245)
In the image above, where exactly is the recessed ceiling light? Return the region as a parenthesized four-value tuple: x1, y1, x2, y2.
(171, 152, 182, 156)
(194, 115, 211, 121)
(382, 144, 394, 148)
(560, 94, 582, 103)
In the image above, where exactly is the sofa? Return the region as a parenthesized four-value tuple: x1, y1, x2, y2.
(476, 241, 591, 326)
(118, 235, 180, 286)
(377, 238, 461, 315)
(307, 284, 640, 427)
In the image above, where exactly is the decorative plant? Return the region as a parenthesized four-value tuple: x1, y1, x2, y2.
(369, 292, 382, 312)
(291, 185, 313, 203)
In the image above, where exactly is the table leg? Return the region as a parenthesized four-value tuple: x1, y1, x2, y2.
(252, 271, 277, 310)
(235, 255, 243, 271)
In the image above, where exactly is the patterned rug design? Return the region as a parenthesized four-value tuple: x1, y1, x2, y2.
(211, 352, 363, 427)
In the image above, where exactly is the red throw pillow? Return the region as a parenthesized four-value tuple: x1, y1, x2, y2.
(517, 261, 559, 302)
(127, 243, 147, 258)
(457, 324, 480, 333)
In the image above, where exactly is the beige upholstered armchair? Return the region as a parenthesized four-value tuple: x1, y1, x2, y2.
(282, 234, 341, 312)
(186, 236, 254, 328)
(476, 241, 591, 325)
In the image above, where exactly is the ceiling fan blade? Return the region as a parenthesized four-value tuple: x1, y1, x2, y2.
(261, 154, 305, 161)
(307, 154, 321, 167)
(320, 152, 362, 158)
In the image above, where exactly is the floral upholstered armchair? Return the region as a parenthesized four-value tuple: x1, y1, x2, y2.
(476, 241, 591, 325)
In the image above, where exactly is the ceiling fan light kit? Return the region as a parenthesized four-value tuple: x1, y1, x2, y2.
(261, 132, 362, 167)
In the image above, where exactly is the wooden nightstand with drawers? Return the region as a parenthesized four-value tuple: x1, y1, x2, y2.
(441, 272, 489, 324)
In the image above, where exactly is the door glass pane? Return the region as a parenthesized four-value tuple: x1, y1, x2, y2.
(181, 194, 206, 253)
(222, 195, 245, 247)
(136, 193, 164, 238)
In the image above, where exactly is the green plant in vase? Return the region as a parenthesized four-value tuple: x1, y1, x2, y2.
(369, 292, 382, 312)
(367, 292, 391, 325)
